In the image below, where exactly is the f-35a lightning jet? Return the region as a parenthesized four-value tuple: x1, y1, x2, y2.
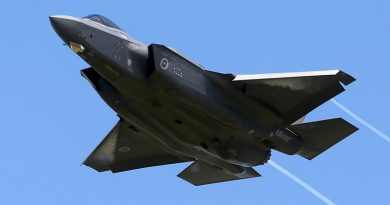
(50, 14, 358, 186)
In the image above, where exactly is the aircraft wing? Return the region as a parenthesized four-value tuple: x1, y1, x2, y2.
(83, 120, 192, 173)
(233, 70, 355, 125)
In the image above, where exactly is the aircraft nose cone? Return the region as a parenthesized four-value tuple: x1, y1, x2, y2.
(49, 15, 81, 43)
(49, 15, 62, 25)
(50, 15, 71, 32)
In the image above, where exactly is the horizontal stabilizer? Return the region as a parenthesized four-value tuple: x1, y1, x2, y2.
(289, 118, 358, 160)
(178, 161, 260, 186)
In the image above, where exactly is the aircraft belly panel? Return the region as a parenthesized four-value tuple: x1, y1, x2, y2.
(140, 94, 270, 167)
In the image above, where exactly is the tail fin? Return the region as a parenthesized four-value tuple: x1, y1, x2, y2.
(289, 118, 358, 160)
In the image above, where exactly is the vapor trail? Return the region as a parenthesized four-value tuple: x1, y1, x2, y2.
(331, 99, 390, 143)
(268, 160, 336, 205)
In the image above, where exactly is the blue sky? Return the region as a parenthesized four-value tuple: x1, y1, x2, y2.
(1, 1, 389, 204)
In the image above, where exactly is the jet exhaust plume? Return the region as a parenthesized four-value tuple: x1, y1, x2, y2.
(269, 160, 337, 205)
(331, 99, 390, 143)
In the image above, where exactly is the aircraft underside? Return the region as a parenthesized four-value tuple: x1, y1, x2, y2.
(50, 14, 358, 186)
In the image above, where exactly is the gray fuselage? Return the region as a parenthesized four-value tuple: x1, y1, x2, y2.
(50, 15, 303, 175)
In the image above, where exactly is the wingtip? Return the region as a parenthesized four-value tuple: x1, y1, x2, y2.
(82, 159, 110, 172)
(337, 70, 356, 86)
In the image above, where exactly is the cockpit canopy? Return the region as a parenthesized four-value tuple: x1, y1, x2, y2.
(84, 14, 122, 30)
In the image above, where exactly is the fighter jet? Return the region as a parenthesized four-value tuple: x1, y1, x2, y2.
(50, 14, 358, 186)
